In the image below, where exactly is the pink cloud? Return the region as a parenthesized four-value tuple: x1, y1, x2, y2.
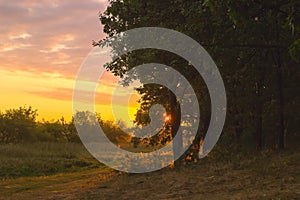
(0, 0, 109, 78)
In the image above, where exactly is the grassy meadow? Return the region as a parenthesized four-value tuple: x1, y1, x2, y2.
(0, 145, 298, 199)
(0, 142, 102, 180)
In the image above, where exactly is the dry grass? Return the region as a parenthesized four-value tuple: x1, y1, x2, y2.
(0, 147, 298, 200)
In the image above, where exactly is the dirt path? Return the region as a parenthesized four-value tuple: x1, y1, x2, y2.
(1, 151, 299, 200)
(0, 168, 118, 200)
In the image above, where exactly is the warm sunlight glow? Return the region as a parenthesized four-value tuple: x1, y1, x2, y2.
(165, 115, 171, 122)
(0, 1, 113, 123)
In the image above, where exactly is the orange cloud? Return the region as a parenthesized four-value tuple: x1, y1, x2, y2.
(27, 87, 140, 107)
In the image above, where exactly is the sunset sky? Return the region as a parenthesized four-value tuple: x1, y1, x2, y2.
(0, 0, 140, 124)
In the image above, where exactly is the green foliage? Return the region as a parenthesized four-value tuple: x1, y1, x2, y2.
(0, 106, 80, 144)
(38, 118, 80, 143)
(0, 107, 130, 145)
(0, 106, 38, 143)
(98, 0, 300, 156)
(73, 111, 131, 145)
(289, 38, 300, 62)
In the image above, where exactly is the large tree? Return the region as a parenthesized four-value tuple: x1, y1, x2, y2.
(96, 0, 300, 161)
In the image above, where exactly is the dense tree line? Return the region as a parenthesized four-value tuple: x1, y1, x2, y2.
(0, 106, 78, 143)
(0, 106, 130, 145)
(95, 0, 300, 160)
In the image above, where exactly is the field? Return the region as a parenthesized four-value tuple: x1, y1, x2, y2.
(0, 142, 102, 179)
(0, 143, 299, 199)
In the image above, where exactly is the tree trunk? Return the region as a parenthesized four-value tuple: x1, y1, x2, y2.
(277, 51, 285, 149)
(275, 16, 285, 149)
(169, 93, 182, 166)
(255, 64, 266, 150)
(255, 81, 263, 149)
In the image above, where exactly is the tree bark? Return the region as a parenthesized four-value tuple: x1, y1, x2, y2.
(277, 51, 285, 149)
(255, 82, 263, 149)
(255, 64, 266, 150)
(275, 15, 285, 149)
(169, 93, 182, 166)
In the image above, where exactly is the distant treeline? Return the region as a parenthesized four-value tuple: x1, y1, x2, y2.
(0, 106, 130, 144)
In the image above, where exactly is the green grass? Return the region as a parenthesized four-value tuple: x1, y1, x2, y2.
(0, 142, 103, 179)
(0, 148, 298, 200)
